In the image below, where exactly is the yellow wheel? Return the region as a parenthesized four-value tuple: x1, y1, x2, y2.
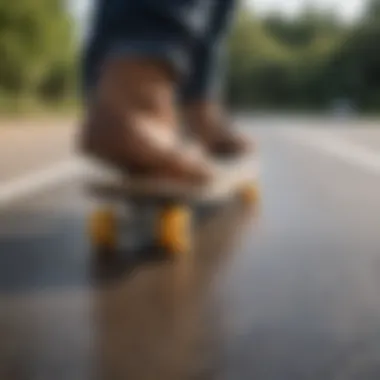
(157, 205, 192, 255)
(238, 181, 260, 204)
(88, 207, 117, 251)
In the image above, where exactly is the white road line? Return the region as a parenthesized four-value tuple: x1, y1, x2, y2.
(283, 128, 380, 175)
(0, 159, 86, 208)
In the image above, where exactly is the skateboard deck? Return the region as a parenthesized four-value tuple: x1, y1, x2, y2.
(86, 153, 260, 256)
(87, 153, 259, 204)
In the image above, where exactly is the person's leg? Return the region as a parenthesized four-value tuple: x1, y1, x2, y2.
(181, 0, 252, 156)
(79, 0, 214, 184)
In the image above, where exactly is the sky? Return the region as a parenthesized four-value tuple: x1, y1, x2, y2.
(249, 0, 364, 21)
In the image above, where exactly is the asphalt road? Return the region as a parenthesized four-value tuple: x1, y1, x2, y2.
(1, 117, 380, 380)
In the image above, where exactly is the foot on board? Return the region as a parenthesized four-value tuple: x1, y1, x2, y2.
(183, 101, 254, 158)
(78, 58, 214, 185)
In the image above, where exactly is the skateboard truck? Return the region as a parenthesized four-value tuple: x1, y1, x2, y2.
(86, 155, 260, 258)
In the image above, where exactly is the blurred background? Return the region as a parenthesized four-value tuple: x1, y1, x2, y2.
(3, 2, 380, 380)
(0, 0, 378, 116)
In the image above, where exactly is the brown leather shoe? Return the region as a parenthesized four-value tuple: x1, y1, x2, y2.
(79, 58, 213, 184)
(183, 101, 253, 157)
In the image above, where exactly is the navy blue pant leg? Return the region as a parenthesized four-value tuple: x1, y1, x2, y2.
(181, 0, 237, 102)
(82, 0, 237, 101)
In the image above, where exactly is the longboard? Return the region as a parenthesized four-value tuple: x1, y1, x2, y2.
(86, 153, 260, 256)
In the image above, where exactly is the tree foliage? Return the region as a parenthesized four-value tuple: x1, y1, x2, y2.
(226, 0, 380, 112)
(0, 0, 76, 102)
(0, 1, 379, 112)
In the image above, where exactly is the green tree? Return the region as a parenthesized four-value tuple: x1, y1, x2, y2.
(226, 9, 292, 107)
(0, 0, 76, 101)
(226, 6, 352, 111)
(325, 22, 380, 111)
(365, 0, 380, 21)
